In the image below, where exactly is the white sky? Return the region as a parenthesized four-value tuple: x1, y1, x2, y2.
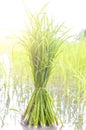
(0, 0, 86, 39)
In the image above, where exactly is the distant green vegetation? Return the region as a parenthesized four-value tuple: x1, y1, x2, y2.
(55, 41, 86, 101)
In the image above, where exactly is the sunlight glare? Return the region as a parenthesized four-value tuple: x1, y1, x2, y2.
(0, 0, 86, 39)
(0, 0, 24, 29)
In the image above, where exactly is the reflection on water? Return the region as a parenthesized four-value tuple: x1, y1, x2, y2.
(0, 54, 86, 130)
(2, 122, 74, 130)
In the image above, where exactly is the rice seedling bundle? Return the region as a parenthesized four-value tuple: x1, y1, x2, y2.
(20, 7, 68, 127)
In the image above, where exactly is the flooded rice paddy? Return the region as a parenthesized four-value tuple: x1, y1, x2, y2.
(0, 53, 86, 130)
